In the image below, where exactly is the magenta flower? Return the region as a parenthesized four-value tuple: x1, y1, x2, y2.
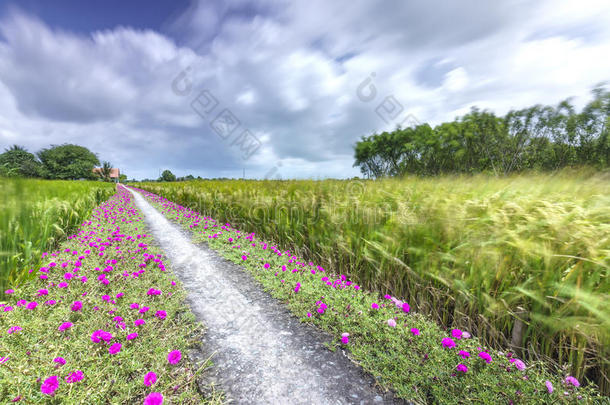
(109, 343, 122, 355)
(294, 282, 301, 293)
(53, 357, 66, 366)
(167, 350, 181, 365)
(371, 303, 379, 309)
(37, 289, 49, 296)
(410, 328, 421, 336)
(545, 380, 554, 393)
(26, 301, 38, 310)
(264, 263, 270, 269)
(401, 302, 410, 313)
(143, 392, 163, 405)
(134, 319, 146, 326)
(451, 329, 462, 339)
(441, 338, 456, 348)
(40, 375, 59, 395)
(155, 310, 167, 320)
(130, 303, 139, 309)
(7, 326, 22, 334)
(5, 289, 14, 294)
(458, 350, 470, 359)
(387, 319, 397, 327)
(144, 371, 157, 386)
(565, 376, 580, 387)
(65, 370, 84, 383)
(71, 301, 83, 311)
(139, 306, 150, 313)
(127, 333, 138, 340)
(57, 282, 68, 288)
(510, 358, 526, 371)
(58, 322, 73, 331)
(478, 351, 492, 363)
(456, 364, 468, 373)
(341, 332, 349, 345)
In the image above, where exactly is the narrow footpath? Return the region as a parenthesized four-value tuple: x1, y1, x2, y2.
(130, 189, 405, 405)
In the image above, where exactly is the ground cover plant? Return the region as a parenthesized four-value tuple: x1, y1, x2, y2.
(0, 185, 222, 404)
(134, 171, 610, 394)
(132, 186, 606, 404)
(0, 178, 116, 294)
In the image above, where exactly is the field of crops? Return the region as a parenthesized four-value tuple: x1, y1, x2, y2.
(136, 169, 610, 393)
(0, 179, 115, 293)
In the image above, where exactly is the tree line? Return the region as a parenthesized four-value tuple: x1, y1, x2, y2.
(0, 143, 124, 181)
(353, 86, 610, 177)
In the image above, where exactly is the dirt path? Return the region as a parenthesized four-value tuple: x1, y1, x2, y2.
(130, 189, 404, 405)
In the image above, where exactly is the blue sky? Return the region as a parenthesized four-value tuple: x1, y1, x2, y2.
(0, 0, 609, 179)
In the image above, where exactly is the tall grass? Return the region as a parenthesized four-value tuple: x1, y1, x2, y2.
(137, 169, 610, 393)
(0, 178, 115, 293)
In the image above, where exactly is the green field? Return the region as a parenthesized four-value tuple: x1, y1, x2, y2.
(136, 169, 610, 392)
(0, 179, 115, 292)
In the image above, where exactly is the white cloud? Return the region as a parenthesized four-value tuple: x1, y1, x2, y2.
(0, 0, 609, 179)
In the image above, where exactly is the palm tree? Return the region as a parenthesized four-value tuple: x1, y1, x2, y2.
(98, 161, 113, 182)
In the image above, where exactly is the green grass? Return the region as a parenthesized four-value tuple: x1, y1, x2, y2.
(135, 169, 610, 394)
(0, 178, 115, 293)
(137, 187, 605, 403)
(0, 186, 223, 403)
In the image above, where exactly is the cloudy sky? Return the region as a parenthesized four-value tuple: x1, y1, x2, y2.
(0, 0, 609, 179)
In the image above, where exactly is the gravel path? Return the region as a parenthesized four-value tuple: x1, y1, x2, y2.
(130, 189, 406, 405)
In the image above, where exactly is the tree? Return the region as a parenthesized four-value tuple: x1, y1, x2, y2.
(96, 161, 113, 182)
(0, 145, 41, 177)
(119, 174, 127, 182)
(37, 144, 100, 180)
(159, 169, 176, 182)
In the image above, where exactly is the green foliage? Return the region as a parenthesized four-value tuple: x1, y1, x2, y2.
(159, 170, 176, 182)
(144, 190, 604, 403)
(37, 144, 100, 180)
(0, 179, 115, 293)
(0, 145, 41, 178)
(96, 161, 114, 182)
(354, 86, 610, 177)
(136, 170, 610, 394)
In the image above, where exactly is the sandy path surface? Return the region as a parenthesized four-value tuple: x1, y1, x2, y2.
(130, 189, 405, 405)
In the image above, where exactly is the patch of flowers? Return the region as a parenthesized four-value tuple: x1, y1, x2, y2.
(133, 187, 603, 404)
(0, 186, 221, 404)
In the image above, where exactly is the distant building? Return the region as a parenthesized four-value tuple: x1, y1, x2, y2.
(92, 167, 120, 183)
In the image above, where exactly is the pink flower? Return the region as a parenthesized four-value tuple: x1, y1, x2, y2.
(134, 319, 146, 326)
(109, 343, 122, 355)
(143, 392, 163, 405)
(410, 328, 421, 336)
(458, 350, 470, 359)
(451, 329, 462, 339)
(127, 333, 138, 340)
(139, 306, 150, 313)
(341, 332, 349, 345)
(144, 371, 157, 386)
(58, 322, 73, 331)
(264, 263, 270, 269)
(41, 376, 59, 395)
(26, 301, 38, 310)
(401, 302, 410, 313)
(5, 289, 14, 294)
(456, 364, 468, 373)
(441, 338, 456, 348)
(510, 358, 526, 371)
(565, 376, 580, 387)
(478, 351, 492, 363)
(371, 302, 379, 309)
(387, 319, 397, 327)
(57, 282, 68, 288)
(545, 380, 554, 393)
(241, 255, 247, 261)
(130, 303, 140, 309)
(7, 326, 22, 334)
(155, 310, 167, 320)
(167, 350, 181, 365)
(294, 282, 301, 293)
(65, 370, 84, 383)
(53, 357, 66, 366)
(461, 331, 471, 339)
(37, 289, 49, 296)
(71, 301, 83, 311)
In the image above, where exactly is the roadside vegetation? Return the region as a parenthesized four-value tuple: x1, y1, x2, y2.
(0, 185, 222, 403)
(135, 170, 610, 397)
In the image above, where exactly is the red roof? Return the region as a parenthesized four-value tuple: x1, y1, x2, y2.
(92, 168, 120, 178)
